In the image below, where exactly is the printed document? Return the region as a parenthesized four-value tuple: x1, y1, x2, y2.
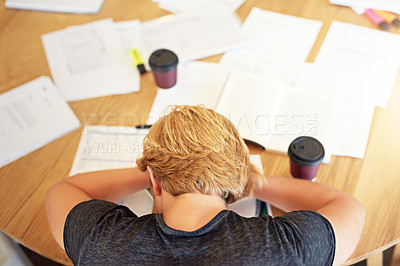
(0, 76, 81, 168)
(220, 8, 322, 84)
(140, 5, 245, 62)
(42, 19, 140, 101)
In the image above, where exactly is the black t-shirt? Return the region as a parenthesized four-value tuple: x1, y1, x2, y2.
(64, 200, 335, 265)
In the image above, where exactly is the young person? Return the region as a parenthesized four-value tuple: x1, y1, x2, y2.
(46, 105, 365, 265)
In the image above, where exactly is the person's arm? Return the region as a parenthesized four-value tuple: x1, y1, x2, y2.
(253, 174, 365, 266)
(45, 168, 150, 249)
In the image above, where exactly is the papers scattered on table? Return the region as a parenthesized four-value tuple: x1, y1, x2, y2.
(329, 0, 400, 14)
(0, 76, 81, 168)
(294, 21, 400, 158)
(144, 8, 400, 161)
(42, 19, 140, 101)
(220, 7, 322, 84)
(152, 0, 245, 13)
(5, 0, 104, 14)
(147, 63, 338, 163)
(140, 5, 246, 62)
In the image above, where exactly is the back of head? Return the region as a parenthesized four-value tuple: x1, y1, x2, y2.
(136, 105, 250, 204)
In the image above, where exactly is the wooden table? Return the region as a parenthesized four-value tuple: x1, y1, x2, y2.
(1, 0, 399, 264)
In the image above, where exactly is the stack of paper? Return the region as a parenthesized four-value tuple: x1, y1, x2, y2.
(0, 76, 81, 168)
(42, 19, 140, 101)
(5, 0, 104, 14)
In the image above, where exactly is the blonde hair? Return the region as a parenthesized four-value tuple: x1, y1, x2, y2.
(136, 105, 259, 204)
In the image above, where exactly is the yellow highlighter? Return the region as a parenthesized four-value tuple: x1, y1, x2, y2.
(130, 48, 147, 74)
(373, 10, 400, 27)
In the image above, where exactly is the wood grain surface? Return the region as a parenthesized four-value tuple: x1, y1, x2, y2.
(0, 0, 399, 264)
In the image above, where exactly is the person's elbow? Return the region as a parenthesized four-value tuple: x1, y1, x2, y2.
(351, 196, 366, 239)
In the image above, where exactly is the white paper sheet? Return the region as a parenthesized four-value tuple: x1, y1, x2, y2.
(329, 0, 400, 14)
(146, 62, 230, 124)
(295, 63, 378, 159)
(5, 0, 104, 14)
(220, 7, 322, 84)
(69, 125, 149, 175)
(295, 64, 374, 160)
(42, 19, 140, 101)
(312, 21, 400, 108)
(140, 5, 245, 62)
(0, 76, 81, 168)
(114, 20, 142, 51)
(332, 99, 376, 158)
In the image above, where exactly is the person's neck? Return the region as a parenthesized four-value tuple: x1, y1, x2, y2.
(161, 192, 227, 232)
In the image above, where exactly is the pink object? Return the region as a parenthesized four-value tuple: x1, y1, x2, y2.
(152, 68, 177, 89)
(290, 160, 321, 180)
(365, 9, 385, 25)
(364, 9, 390, 30)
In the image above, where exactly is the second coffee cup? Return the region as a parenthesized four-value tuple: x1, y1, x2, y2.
(149, 49, 179, 89)
(287, 136, 325, 181)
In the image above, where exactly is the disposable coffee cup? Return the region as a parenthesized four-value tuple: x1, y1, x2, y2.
(287, 136, 325, 180)
(149, 49, 179, 89)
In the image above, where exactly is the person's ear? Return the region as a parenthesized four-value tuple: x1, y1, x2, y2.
(147, 166, 162, 196)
